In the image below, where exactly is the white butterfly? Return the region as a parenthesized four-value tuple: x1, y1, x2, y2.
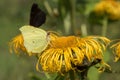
(20, 25, 49, 54)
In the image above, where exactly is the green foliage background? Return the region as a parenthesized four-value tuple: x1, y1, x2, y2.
(0, 0, 120, 80)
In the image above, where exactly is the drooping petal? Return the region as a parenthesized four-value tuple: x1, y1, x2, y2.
(37, 35, 110, 73)
(9, 34, 26, 54)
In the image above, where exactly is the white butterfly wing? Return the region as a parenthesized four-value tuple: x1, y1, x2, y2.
(20, 25, 49, 53)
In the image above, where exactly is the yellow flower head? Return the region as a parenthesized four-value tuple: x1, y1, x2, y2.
(37, 35, 110, 73)
(94, 0, 120, 20)
(9, 32, 58, 56)
(9, 34, 26, 54)
(111, 41, 120, 62)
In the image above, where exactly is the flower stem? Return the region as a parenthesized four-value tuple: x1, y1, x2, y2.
(69, 70, 75, 80)
(43, 0, 53, 16)
(80, 69, 88, 80)
(101, 16, 108, 36)
(76, 69, 89, 80)
(69, 0, 76, 35)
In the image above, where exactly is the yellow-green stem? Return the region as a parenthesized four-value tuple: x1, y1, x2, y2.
(69, 0, 76, 35)
(43, 0, 53, 16)
(102, 17, 108, 36)
(69, 70, 75, 80)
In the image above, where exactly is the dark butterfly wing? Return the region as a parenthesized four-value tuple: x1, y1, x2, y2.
(30, 3, 46, 27)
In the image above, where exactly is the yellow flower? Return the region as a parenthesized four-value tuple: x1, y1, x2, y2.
(37, 35, 110, 73)
(94, 1, 105, 15)
(94, 0, 120, 20)
(111, 41, 120, 62)
(9, 34, 26, 54)
(9, 33, 58, 56)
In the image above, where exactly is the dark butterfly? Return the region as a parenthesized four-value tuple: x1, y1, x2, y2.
(29, 3, 46, 27)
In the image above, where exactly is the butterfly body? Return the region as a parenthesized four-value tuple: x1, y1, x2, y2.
(20, 26, 49, 53)
(19, 3, 48, 54)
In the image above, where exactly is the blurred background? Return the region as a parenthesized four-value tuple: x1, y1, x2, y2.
(1, 0, 120, 80)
